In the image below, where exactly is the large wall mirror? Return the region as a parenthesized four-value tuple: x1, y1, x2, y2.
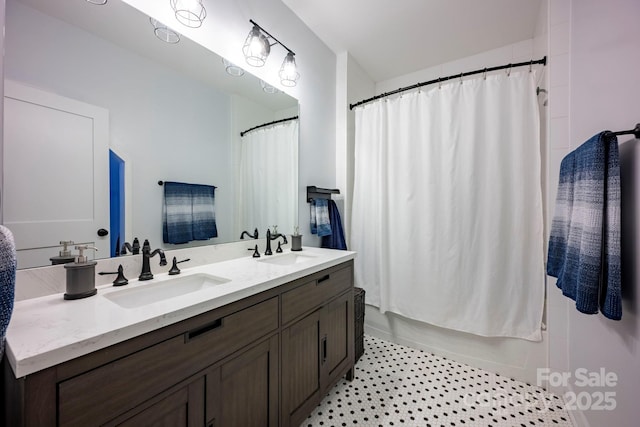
(3, 0, 299, 269)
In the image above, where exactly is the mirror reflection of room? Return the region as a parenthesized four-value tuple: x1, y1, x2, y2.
(3, 0, 298, 269)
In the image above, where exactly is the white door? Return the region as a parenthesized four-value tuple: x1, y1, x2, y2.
(3, 80, 110, 268)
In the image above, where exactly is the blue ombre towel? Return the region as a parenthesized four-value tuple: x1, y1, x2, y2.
(0, 225, 16, 359)
(191, 184, 218, 240)
(547, 132, 621, 320)
(163, 182, 218, 244)
(310, 199, 332, 237)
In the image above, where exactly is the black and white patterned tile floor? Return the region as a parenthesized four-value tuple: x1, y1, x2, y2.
(304, 335, 572, 427)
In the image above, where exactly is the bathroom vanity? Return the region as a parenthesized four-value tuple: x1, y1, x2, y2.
(2, 248, 355, 427)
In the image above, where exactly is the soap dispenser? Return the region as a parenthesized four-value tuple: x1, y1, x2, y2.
(64, 245, 98, 300)
(50, 240, 76, 265)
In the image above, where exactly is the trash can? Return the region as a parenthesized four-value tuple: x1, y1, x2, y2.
(354, 287, 365, 363)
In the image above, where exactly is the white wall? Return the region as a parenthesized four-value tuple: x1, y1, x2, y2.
(121, 0, 337, 246)
(335, 52, 375, 244)
(5, 0, 234, 249)
(545, 0, 572, 398)
(547, 1, 640, 426)
(0, 0, 4, 226)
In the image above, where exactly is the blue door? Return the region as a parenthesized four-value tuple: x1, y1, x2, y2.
(109, 150, 125, 257)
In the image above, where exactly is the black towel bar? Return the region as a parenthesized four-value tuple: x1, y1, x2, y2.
(307, 186, 340, 203)
(605, 123, 640, 139)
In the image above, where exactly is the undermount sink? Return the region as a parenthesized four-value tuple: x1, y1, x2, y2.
(104, 273, 230, 309)
(258, 252, 316, 266)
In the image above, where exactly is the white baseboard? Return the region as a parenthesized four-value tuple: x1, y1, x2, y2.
(363, 305, 548, 385)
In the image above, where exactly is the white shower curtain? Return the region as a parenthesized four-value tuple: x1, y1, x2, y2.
(351, 71, 544, 340)
(237, 120, 298, 236)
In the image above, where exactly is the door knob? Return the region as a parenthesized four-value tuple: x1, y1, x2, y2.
(97, 228, 109, 237)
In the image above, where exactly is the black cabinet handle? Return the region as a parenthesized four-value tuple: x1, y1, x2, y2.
(317, 275, 330, 284)
(185, 318, 223, 342)
(321, 336, 327, 364)
(97, 228, 109, 237)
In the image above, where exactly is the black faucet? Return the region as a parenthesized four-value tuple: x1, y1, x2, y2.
(98, 265, 129, 286)
(265, 229, 288, 256)
(168, 257, 190, 275)
(240, 228, 259, 240)
(139, 239, 167, 281)
(121, 237, 141, 255)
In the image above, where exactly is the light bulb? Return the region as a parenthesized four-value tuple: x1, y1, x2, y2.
(182, 0, 199, 8)
(279, 52, 299, 87)
(250, 37, 264, 56)
(243, 26, 270, 67)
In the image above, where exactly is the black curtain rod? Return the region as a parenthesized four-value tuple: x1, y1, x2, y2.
(349, 56, 547, 110)
(605, 123, 640, 139)
(240, 115, 299, 137)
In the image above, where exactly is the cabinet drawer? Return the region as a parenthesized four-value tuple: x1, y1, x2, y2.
(58, 297, 278, 427)
(282, 265, 352, 325)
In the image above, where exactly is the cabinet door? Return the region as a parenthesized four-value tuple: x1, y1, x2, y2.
(206, 335, 279, 427)
(106, 377, 204, 427)
(322, 290, 353, 390)
(281, 309, 322, 427)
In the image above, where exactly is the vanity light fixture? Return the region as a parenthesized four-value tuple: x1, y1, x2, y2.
(279, 52, 300, 87)
(222, 58, 245, 77)
(86, 0, 108, 4)
(243, 20, 300, 87)
(242, 25, 270, 67)
(260, 80, 279, 94)
(150, 18, 180, 44)
(169, 0, 207, 28)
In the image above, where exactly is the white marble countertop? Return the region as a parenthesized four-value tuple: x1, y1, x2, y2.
(6, 247, 356, 378)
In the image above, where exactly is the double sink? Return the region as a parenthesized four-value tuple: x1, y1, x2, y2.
(104, 252, 317, 309)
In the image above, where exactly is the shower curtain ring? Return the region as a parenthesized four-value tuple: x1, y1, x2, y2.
(529, 60, 533, 73)
(438, 77, 441, 89)
(507, 64, 512, 77)
(483, 68, 487, 80)
(459, 73, 463, 85)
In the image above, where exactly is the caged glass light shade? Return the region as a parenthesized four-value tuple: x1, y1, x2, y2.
(243, 26, 271, 67)
(150, 18, 180, 44)
(279, 52, 300, 87)
(260, 80, 279, 94)
(170, 0, 207, 28)
(222, 58, 245, 77)
(86, 0, 108, 4)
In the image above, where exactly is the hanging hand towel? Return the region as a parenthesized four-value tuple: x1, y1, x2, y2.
(191, 184, 218, 240)
(547, 132, 621, 320)
(310, 199, 332, 237)
(321, 200, 347, 250)
(0, 225, 16, 359)
(163, 182, 193, 244)
(310, 200, 317, 235)
(163, 182, 218, 244)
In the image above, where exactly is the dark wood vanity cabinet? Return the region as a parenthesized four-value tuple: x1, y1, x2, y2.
(106, 377, 205, 427)
(206, 335, 279, 427)
(281, 267, 354, 427)
(2, 260, 354, 427)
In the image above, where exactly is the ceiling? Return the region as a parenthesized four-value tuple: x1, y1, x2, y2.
(283, 0, 543, 82)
